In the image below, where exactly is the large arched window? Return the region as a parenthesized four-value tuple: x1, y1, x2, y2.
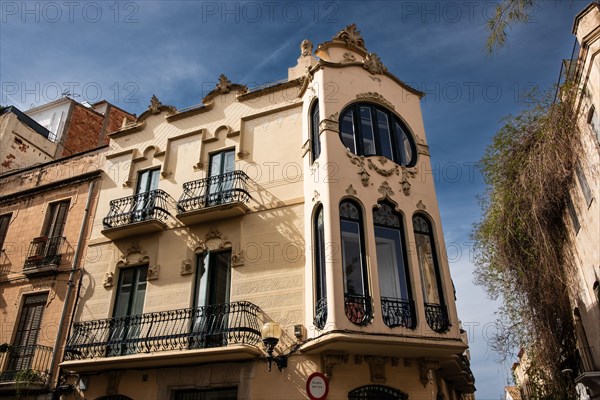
(310, 100, 321, 163)
(373, 201, 415, 329)
(339, 103, 416, 167)
(314, 205, 327, 329)
(348, 385, 409, 400)
(340, 199, 371, 325)
(413, 214, 449, 333)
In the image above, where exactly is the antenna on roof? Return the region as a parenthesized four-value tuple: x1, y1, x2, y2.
(61, 91, 80, 98)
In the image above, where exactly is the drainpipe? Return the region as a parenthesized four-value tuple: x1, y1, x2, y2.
(48, 180, 96, 392)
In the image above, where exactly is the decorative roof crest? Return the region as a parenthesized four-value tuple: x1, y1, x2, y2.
(149, 95, 162, 114)
(333, 23, 367, 51)
(216, 74, 233, 94)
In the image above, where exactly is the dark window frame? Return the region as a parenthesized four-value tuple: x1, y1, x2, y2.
(340, 198, 372, 325)
(576, 163, 593, 208)
(310, 100, 321, 163)
(566, 195, 581, 234)
(373, 201, 415, 329)
(313, 204, 327, 329)
(0, 213, 12, 251)
(339, 102, 417, 167)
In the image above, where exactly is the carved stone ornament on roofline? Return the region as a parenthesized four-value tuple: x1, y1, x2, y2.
(149, 95, 161, 114)
(301, 39, 313, 57)
(333, 23, 367, 51)
(216, 74, 233, 94)
(356, 92, 395, 110)
(363, 52, 387, 75)
(343, 52, 357, 63)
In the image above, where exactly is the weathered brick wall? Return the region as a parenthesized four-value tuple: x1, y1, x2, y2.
(103, 105, 136, 139)
(59, 104, 104, 157)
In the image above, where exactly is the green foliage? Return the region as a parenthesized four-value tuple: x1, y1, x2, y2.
(14, 369, 43, 399)
(473, 86, 580, 398)
(486, 0, 538, 54)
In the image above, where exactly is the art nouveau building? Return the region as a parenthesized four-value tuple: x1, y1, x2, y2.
(60, 25, 475, 400)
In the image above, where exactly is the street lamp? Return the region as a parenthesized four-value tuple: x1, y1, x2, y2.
(261, 321, 287, 372)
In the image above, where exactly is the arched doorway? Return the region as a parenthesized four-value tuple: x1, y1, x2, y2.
(348, 385, 409, 400)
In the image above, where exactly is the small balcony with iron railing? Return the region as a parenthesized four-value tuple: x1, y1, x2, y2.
(23, 236, 64, 277)
(381, 297, 416, 329)
(101, 189, 176, 240)
(177, 171, 252, 225)
(575, 346, 600, 395)
(62, 301, 263, 372)
(425, 303, 450, 333)
(0, 344, 52, 391)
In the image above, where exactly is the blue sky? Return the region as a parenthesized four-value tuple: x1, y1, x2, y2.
(0, 1, 587, 398)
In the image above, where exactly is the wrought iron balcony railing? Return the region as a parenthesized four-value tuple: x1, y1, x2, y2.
(344, 294, 372, 326)
(177, 171, 251, 213)
(103, 189, 175, 229)
(424, 303, 450, 333)
(314, 297, 328, 330)
(64, 301, 261, 360)
(381, 297, 416, 329)
(23, 236, 64, 271)
(576, 346, 597, 375)
(0, 344, 52, 384)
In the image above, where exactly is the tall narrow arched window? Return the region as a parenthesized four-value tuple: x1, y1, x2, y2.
(314, 205, 327, 329)
(373, 201, 415, 329)
(310, 100, 321, 163)
(340, 199, 371, 325)
(413, 214, 449, 333)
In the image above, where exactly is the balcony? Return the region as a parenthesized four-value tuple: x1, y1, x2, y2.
(575, 346, 600, 397)
(344, 294, 373, 326)
(62, 301, 262, 372)
(177, 171, 252, 225)
(102, 189, 175, 240)
(381, 297, 416, 329)
(440, 353, 476, 393)
(0, 344, 52, 389)
(425, 303, 450, 333)
(23, 236, 64, 276)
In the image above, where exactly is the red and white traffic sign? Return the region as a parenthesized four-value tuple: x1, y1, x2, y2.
(306, 372, 329, 400)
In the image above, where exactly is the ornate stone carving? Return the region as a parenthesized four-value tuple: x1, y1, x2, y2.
(365, 356, 388, 383)
(118, 241, 149, 266)
(345, 184, 357, 196)
(312, 190, 320, 202)
(103, 272, 114, 288)
(368, 159, 399, 177)
(356, 92, 395, 110)
(400, 166, 418, 196)
(346, 150, 370, 187)
(301, 39, 313, 57)
(147, 264, 159, 280)
(363, 52, 387, 75)
(378, 181, 395, 198)
(231, 250, 244, 267)
(417, 137, 430, 156)
(319, 118, 339, 133)
(15, 282, 55, 305)
(216, 74, 233, 94)
(149, 95, 162, 114)
(196, 227, 232, 253)
(419, 359, 440, 387)
(328, 112, 339, 121)
(180, 259, 193, 275)
(343, 52, 357, 63)
(416, 200, 426, 210)
(332, 23, 366, 51)
(322, 352, 349, 379)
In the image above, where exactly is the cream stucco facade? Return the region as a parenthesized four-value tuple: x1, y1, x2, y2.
(59, 25, 474, 400)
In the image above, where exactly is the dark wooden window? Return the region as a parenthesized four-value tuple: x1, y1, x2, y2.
(8, 293, 48, 371)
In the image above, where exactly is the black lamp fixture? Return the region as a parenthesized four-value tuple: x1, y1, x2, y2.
(261, 321, 287, 372)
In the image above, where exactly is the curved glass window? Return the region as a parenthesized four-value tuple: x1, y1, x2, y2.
(340, 199, 371, 325)
(313, 205, 327, 329)
(310, 100, 321, 163)
(349, 385, 409, 400)
(339, 103, 416, 166)
(413, 214, 449, 333)
(374, 201, 415, 329)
